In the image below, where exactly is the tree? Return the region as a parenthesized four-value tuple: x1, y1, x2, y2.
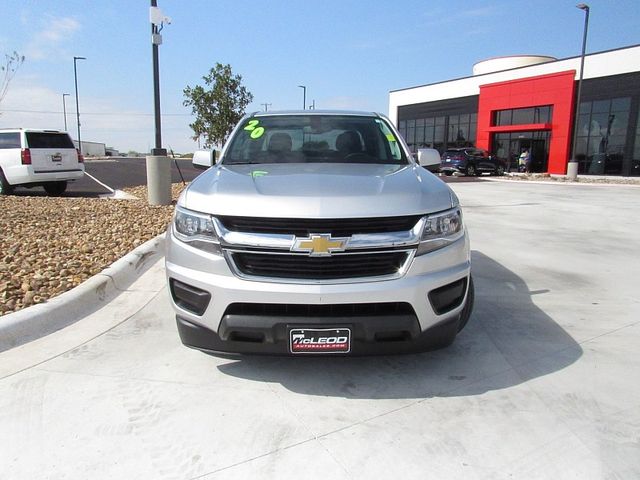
(0, 51, 25, 109)
(183, 63, 253, 148)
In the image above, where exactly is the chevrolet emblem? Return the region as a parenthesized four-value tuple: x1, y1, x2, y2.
(292, 234, 349, 256)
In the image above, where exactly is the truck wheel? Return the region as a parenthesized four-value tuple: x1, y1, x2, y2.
(44, 181, 67, 196)
(0, 170, 14, 195)
(457, 276, 475, 332)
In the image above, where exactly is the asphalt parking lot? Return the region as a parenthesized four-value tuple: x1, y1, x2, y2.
(1, 180, 639, 479)
(9, 157, 202, 197)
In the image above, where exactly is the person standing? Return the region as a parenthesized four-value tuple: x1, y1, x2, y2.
(518, 149, 528, 172)
(524, 149, 532, 173)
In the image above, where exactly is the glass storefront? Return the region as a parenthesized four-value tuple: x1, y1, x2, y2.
(634, 109, 640, 176)
(494, 106, 553, 126)
(398, 113, 477, 153)
(574, 97, 631, 175)
(492, 131, 550, 173)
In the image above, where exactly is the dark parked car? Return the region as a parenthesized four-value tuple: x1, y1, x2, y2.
(440, 148, 505, 176)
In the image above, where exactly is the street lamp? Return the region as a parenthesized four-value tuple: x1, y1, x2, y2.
(568, 3, 590, 180)
(73, 56, 86, 154)
(62, 93, 70, 131)
(298, 85, 306, 110)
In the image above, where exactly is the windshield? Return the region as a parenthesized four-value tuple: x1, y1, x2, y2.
(223, 115, 408, 165)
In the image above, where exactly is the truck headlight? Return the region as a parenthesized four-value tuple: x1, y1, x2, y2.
(417, 207, 464, 255)
(173, 206, 221, 255)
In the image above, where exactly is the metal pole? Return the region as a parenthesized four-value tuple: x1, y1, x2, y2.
(298, 85, 306, 110)
(568, 4, 590, 179)
(146, 0, 170, 205)
(73, 56, 85, 153)
(151, 0, 165, 156)
(62, 93, 70, 131)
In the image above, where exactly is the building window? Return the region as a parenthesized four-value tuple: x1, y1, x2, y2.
(575, 97, 631, 175)
(398, 113, 477, 153)
(633, 109, 640, 176)
(493, 106, 552, 126)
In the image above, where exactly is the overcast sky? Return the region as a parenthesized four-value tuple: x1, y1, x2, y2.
(1, 0, 638, 153)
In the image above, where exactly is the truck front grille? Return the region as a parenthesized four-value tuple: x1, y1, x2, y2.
(217, 215, 422, 237)
(229, 250, 411, 281)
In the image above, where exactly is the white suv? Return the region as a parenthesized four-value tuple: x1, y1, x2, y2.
(0, 128, 85, 196)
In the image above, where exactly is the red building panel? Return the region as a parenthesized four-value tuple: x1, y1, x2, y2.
(476, 71, 576, 174)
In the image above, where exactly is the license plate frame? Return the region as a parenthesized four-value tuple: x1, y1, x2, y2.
(289, 327, 351, 354)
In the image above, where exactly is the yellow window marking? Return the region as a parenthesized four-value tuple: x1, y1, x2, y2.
(250, 126, 265, 139)
(244, 119, 260, 131)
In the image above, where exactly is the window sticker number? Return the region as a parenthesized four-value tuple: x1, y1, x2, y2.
(250, 127, 265, 139)
(243, 119, 265, 139)
(386, 133, 396, 142)
(244, 120, 260, 131)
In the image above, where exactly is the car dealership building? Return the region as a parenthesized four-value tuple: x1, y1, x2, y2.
(389, 44, 640, 176)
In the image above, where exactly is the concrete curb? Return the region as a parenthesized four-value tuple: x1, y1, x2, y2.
(0, 233, 166, 353)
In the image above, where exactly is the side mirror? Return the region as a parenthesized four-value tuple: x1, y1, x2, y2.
(416, 148, 441, 173)
(192, 150, 215, 170)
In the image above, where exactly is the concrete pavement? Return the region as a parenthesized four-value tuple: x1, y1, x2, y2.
(1, 180, 639, 479)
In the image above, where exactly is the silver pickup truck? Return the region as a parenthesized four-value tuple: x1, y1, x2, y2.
(165, 111, 473, 355)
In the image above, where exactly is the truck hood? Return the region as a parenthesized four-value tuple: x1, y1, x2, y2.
(182, 163, 454, 218)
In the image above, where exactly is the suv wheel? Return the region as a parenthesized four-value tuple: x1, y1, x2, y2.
(44, 181, 68, 196)
(0, 170, 14, 195)
(466, 164, 477, 176)
(495, 165, 505, 176)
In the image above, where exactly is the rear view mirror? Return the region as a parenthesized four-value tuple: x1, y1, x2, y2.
(192, 150, 215, 169)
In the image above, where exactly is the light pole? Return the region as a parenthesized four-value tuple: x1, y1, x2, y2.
(62, 93, 70, 131)
(260, 103, 272, 112)
(73, 56, 86, 154)
(147, 0, 172, 205)
(150, 0, 166, 156)
(568, 3, 590, 180)
(298, 85, 306, 110)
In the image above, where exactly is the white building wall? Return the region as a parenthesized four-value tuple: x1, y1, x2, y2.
(388, 45, 640, 125)
(73, 140, 106, 156)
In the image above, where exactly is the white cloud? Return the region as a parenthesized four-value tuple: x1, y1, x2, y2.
(24, 15, 81, 61)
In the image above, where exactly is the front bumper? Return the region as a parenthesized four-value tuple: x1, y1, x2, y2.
(165, 227, 471, 355)
(176, 311, 461, 356)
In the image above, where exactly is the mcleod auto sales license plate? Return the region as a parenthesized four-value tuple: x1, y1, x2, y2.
(289, 328, 351, 354)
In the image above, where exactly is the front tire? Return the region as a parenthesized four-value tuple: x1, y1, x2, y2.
(495, 165, 505, 176)
(466, 164, 477, 176)
(44, 181, 67, 196)
(0, 170, 14, 195)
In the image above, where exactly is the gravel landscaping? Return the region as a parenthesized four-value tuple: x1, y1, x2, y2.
(0, 183, 187, 317)
(495, 172, 640, 184)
